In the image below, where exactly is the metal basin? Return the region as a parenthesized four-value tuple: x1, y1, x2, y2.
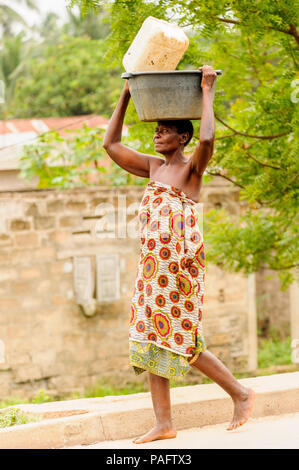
(121, 70, 222, 122)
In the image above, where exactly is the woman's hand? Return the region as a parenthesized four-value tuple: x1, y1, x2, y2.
(198, 65, 217, 91)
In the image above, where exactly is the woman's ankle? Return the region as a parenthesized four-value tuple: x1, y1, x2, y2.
(156, 419, 174, 431)
(231, 385, 250, 402)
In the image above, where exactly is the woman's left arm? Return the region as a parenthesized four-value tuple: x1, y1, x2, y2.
(190, 65, 217, 176)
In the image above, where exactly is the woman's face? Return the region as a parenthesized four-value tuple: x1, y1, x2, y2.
(153, 122, 186, 154)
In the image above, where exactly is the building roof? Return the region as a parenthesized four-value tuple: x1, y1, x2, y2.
(0, 115, 116, 170)
(0, 115, 110, 135)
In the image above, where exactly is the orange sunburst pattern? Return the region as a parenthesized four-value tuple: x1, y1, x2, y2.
(129, 180, 206, 379)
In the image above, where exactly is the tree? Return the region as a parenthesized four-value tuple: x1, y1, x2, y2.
(0, 5, 112, 115)
(0, 0, 39, 36)
(0, 1, 41, 112)
(0, 33, 24, 102)
(7, 35, 123, 118)
(67, 0, 299, 289)
(19, 125, 144, 188)
(38, 12, 62, 44)
(62, 7, 110, 39)
(0, 31, 40, 109)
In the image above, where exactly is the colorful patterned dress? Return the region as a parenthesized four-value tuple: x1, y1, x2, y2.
(129, 180, 206, 381)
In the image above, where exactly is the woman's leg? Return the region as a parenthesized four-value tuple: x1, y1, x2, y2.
(133, 372, 177, 444)
(191, 350, 255, 430)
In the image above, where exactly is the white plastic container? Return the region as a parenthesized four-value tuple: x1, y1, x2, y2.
(122, 16, 189, 73)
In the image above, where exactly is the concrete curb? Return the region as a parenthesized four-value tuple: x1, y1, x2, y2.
(1, 372, 299, 449)
(0, 412, 105, 449)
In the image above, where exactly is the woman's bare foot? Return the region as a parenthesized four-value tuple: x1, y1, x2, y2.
(227, 387, 255, 431)
(133, 425, 177, 444)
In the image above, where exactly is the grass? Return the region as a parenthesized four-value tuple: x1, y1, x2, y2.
(0, 408, 42, 428)
(0, 383, 150, 411)
(257, 336, 292, 369)
(0, 389, 53, 410)
(0, 389, 50, 429)
(79, 381, 149, 398)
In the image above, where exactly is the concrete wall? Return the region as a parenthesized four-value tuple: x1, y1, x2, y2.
(0, 179, 287, 398)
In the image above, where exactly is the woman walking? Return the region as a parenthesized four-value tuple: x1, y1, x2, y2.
(103, 65, 255, 444)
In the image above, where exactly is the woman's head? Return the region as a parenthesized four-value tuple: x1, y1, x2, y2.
(169, 120, 194, 146)
(153, 120, 194, 154)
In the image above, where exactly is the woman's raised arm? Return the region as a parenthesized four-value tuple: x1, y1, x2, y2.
(189, 65, 216, 176)
(103, 81, 154, 178)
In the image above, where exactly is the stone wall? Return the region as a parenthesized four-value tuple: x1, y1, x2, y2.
(0, 178, 286, 398)
(255, 268, 291, 338)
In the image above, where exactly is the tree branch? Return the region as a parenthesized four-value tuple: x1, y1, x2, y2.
(264, 173, 299, 205)
(243, 148, 283, 170)
(215, 115, 291, 140)
(289, 24, 299, 48)
(206, 170, 268, 206)
(215, 133, 236, 140)
(213, 17, 299, 47)
(213, 16, 240, 26)
(206, 170, 245, 189)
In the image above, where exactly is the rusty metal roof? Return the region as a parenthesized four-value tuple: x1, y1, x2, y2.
(0, 115, 110, 135)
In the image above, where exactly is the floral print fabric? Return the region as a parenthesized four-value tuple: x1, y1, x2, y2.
(129, 180, 206, 380)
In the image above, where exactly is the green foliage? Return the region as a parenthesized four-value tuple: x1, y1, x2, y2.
(0, 397, 29, 410)
(0, 32, 40, 108)
(0, 408, 41, 428)
(203, 207, 298, 290)
(19, 124, 147, 188)
(63, 7, 110, 39)
(258, 336, 292, 369)
(0, 0, 39, 37)
(38, 12, 62, 44)
(70, 0, 299, 289)
(8, 35, 123, 118)
(0, 5, 114, 117)
(0, 389, 55, 410)
(31, 389, 51, 404)
(0, 32, 24, 99)
(67, 0, 102, 16)
(0, 8, 47, 115)
(83, 379, 148, 397)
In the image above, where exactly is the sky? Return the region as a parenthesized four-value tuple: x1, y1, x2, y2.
(1, 0, 77, 38)
(8, 0, 71, 27)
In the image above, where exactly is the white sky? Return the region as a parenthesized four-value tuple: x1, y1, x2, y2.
(0, 0, 79, 39)
(5, 0, 71, 27)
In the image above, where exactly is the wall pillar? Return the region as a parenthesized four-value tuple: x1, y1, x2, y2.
(290, 277, 299, 364)
(247, 273, 258, 371)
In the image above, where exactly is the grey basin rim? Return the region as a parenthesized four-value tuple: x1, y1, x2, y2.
(122, 70, 222, 79)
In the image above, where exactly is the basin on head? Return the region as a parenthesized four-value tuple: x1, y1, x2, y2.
(121, 70, 223, 122)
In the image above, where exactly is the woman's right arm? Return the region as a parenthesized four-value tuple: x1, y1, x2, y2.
(103, 81, 156, 178)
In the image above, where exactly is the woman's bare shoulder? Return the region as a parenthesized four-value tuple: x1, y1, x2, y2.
(148, 155, 165, 168)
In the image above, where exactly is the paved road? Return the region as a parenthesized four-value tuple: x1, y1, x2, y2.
(68, 412, 299, 449)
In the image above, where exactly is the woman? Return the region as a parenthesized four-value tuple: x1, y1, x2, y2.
(103, 65, 255, 444)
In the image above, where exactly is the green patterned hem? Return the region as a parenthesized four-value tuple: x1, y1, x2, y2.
(130, 362, 186, 382)
(189, 344, 208, 365)
(129, 340, 206, 381)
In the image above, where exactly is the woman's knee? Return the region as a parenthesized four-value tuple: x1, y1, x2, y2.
(189, 350, 206, 367)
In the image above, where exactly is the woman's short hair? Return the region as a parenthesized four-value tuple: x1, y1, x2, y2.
(157, 120, 194, 146)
